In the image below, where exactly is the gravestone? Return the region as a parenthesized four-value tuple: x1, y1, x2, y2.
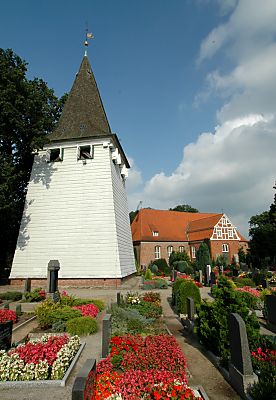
(187, 297, 195, 321)
(219, 265, 224, 275)
(117, 292, 121, 305)
(210, 271, 216, 286)
(261, 279, 268, 289)
(47, 260, 60, 294)
(24, 278, 31, 293)
(16, 304, 22, 316)
(199, 270, 203, 284)
(102, 314, 111, 358)
(72, 359, 96, 400)
(229, 313, 258, 397)
(206, 265, 211, 286)
(0, 320, 13, 351)
(172, 269, 178, 282)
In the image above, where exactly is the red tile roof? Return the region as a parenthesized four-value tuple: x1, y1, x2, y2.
(131, 209, 221, 242)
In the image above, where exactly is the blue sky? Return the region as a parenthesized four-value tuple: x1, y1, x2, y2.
(1, 0, 276, 237)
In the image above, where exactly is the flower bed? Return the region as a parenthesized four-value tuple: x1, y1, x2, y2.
(0, 309, 17, 324)
(235, 286, 260, 298)
(0, 334, 80, 381)
(95, 334, 202, 399)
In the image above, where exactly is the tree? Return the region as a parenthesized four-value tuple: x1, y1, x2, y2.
(169, 204, 198, 213)
(129, 210, 138, 224)
(169, 250, 191, 268)
(0, 48, 66, 277)
(249, 183, 276, 268)
(196, 243, 211, 271)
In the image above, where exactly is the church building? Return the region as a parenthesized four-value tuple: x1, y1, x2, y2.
(10, 49, 136, 287)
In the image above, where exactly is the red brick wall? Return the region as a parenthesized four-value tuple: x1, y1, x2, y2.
(9, 277, 136, 288)
(138, 242, 190, 267)
(210, 240, 248, 262)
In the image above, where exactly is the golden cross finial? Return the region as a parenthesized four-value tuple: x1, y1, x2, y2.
(84, 27, 94, 47)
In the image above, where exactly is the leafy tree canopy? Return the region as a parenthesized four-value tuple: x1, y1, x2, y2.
(249, 183, 276, 268)
(0, 48, 66, 276)
(169, 204, 199, 213)
(196, 242, 211, 271)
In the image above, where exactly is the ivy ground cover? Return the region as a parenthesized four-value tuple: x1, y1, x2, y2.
(0, 334, 80, 381)
(94, 334, 202, 400)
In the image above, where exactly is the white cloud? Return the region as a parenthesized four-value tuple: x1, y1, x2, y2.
(127, 0, 276, 238)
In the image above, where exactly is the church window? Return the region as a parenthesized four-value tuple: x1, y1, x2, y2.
(155, 246, 161, 259)
(78, 145, 93, 160)
(191, 246, 196, 258)
(179, 246, 184, 253)
(222, 244, 229, 252)
(167, 246, 173, 257)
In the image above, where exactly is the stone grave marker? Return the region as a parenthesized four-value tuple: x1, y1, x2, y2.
(117, 292, 121, 305)
(229, 313, 258, 397)
(16, 304, 22, 316)
(206, 265, 211, 286)
(102, 314, 111, 358)
(24, 278, 31, 293)
(199, 270, 203, 284)
(210, 271, 216, 286)
(187, 297, 195, 321)
(47, 260, 60, 300)
(72, 359, 96, 400)
(0, 320, 13, 351)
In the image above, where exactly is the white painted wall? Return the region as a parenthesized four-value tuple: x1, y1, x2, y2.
(10, 139, 136, 279)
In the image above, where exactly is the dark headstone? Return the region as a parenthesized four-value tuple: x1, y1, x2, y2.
(102, 314, 111, 358)
(229, 313, 258, 396)
(187, 297, 195, 321)
(47, 260, 60, 293)
(24, 278, 31, 293)
(16, 304, 22, 316)
(0, 321, 13, 351)
(72, 359, 96, 400)
(233, 268, 239, 277)
(117, 292, 121, 305)
(261, 279, 268, 289)
(210, 271, 216, 286)
(199, 270, 203, 284)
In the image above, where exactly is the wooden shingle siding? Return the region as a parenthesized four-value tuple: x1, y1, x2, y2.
(11, 143, 135, 279)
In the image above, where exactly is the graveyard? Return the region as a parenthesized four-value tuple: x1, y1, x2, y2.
(0, 266, 275, 399)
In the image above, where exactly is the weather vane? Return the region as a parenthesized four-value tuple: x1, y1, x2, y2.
(84, 25, 94, 55)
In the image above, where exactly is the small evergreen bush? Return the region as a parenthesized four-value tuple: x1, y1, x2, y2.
(36, 298, 59, 329)
(176, 261, 187, 273)
(153, 258, 171, 275)
(52, 321, 66, 332)
(144, 268, 152, 280)
(142, 280, 155, 290)
(48, 306, 81, 325)
(154, 278, 168, 289)
(0, 291, 22, 301)
(172, 278, 185, 306)
(66, 316, 98, 336)
(177, 280, 201, 314)
(150, 264, 158, 274)
(233, 277, 255, 287)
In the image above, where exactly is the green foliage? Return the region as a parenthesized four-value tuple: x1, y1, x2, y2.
(24, 288, 45, 302)
(234, 291, 260, 310)
(169, 204, 199, 213)
(111, 353, 123, 369)
(142, 281, 156, 290)
(0, 48, 66, 276)
(232, 277, 255, 287)
(48, 306, 81, 325)
(172, 278, 185, 306)
(150, 264, 158, 274)
(249, 184, 276, 268)
(197, 276, 260, 364)
(66, 316, 98, 336)
(169, 250, 190, 269)
(144, 267, 152, 280)
(176, 280, 201, 314)
(51, 321, 66, 332)
(238, 247, 247, 264)
(109, 304, 154, 336)
(130, 300, 162, 319)
(152, 258, 171, 275)
(35, 298, 59, 329)
(154, 278, 168, 289)
(196, 243, 211, 271)
(0, 291, 22, 301)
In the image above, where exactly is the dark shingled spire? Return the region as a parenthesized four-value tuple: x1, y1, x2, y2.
(48, 55, 111, 142)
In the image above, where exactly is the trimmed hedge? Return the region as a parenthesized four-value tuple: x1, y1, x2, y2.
(177, 280, 201, 314)
(66, 316, 98, 336)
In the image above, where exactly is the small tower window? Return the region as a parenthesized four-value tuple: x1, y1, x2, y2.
(46, 148, 63, 162)
(77, 145, 93, 160)
(152, 231, 159, 237)
(222, 244, 229, 252)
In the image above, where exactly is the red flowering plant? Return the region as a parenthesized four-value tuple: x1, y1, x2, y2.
(73, 303, 99, 318)
(0, 309, 17, 324)
(94, 334, 202, 400)
(251, 343, 276, 396)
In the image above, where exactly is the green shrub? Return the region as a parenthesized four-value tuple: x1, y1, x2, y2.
(145, 268, 152, 280)
(197, 276, 260, 365)
(48, 306, 81, 325)
(153, 258, 171, 275)
(130, 300, 162, 319)
(233, 277, 255, 287)
(184, 264, 194, 276)
(154, 278, 168, 289)
(66, 316, 98, 336)
(150, 264, 158, 274)
(126, 318, 144, 334)
(24, 288, 46, 302)
(35, 298, 59, 329)
(72, 298, 105, 311)
(52, 321, 66, 332)
(172, 278, 185, 306)
(142, 280, 155, 290)
(177, 280, 201, 314)
(235, 291, 260, 309)
(176, 261, 187, 273)
(0, 291, 22, 301)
